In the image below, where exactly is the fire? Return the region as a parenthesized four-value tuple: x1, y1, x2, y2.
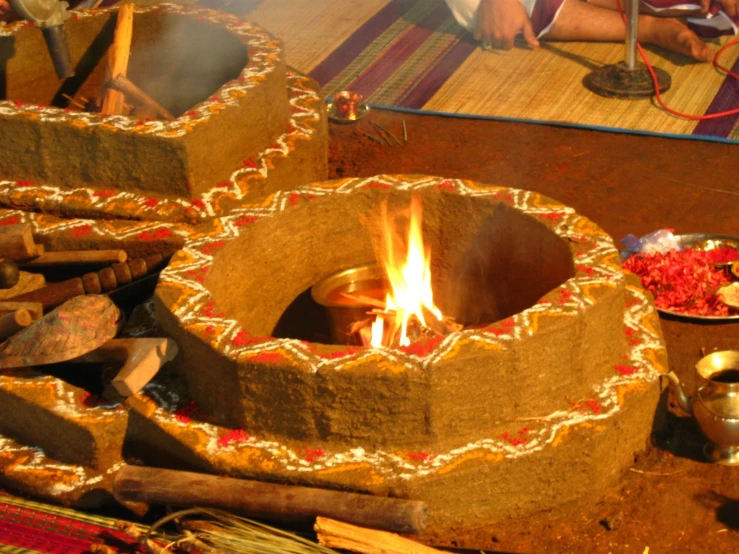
(367, 196, 445, 347)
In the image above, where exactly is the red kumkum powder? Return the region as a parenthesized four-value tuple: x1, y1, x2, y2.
(623, 248, 739, 317)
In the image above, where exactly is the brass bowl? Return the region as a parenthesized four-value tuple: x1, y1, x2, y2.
(311, 264, 387, 345)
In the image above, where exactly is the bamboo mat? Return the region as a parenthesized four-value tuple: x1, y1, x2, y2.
(245, 0, 739, 141)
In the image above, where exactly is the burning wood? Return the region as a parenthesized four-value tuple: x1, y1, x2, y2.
(350, 308, 461, 348)
(349, 196, 460, 348)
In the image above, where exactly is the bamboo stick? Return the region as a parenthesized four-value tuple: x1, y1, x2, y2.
(106, 75, 175, 121)
(20, 249, 127, 267)
(314, 517, 442, 554)
(101, 3, 135, 116)
(113, 466, 428, 535)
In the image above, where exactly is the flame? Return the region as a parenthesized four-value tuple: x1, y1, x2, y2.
(370, 196, 443, 347)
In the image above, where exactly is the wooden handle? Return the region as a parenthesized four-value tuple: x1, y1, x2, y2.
(7, 254, 167, 308)
(101, 3, 135, 116)
(107, 75, 175, 121)
(114, 466, 428, 535)
(8, 278, 85, 310)
(20, 249, 127, 267)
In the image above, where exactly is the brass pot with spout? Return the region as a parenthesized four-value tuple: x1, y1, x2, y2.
(663, 350, 739, 465)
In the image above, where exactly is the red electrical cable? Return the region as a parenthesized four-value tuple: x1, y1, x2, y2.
(615, 0, 739, 120)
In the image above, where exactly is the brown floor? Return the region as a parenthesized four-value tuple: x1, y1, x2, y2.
(328, 110, 739, 553)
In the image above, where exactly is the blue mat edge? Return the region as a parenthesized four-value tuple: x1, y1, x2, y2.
(352, 101, 739, 146)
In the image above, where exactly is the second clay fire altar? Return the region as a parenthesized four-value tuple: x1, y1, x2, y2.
(0, 3, 328, 224)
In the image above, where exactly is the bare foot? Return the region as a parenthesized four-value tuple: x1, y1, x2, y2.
(639, 16, 714, 62)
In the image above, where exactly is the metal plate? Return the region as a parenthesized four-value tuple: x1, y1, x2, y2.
(622, 233, 739, 322)
(326, 101, 370, 124)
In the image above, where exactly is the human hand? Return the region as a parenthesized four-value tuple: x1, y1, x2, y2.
(474, 0, 540, 51)
(701, 0, 738, 17)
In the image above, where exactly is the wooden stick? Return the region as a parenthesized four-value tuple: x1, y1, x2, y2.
(19, 249, 127, 267)
(101, 3, 134, 116)
(107, 75, 175, 121)
(0, 309, 32, 339)
(113, 466, 428, 535)
(8, 278, 86, 310)
(0, 224, 38, 260)
(369, 122, 393, 146)
(371, 121, 402, 147)
(315, 517, 442, 554)
(79, 338, 178, 397)
(339, 291, 385, 308)
(361, 131, 385, 146)
(0, 302, 43, 321)
(61, 93, 87, 110)
(7, 254, 165, 309)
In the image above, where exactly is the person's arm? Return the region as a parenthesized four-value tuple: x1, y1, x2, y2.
(474, 0, 540, 50)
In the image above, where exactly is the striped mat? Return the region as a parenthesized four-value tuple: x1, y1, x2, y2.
(0, 494, 147, 554)
(246, 0, 739, 141)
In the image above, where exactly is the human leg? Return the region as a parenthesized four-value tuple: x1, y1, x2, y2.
(544, 0, 713, 60)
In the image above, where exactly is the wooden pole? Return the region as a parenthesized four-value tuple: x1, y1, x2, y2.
(315, 517, 442, 554)
(20, 249, 128, 267)
(106, 76, 175, 121)
(8, 254, 165, 310)
(114, 466, 428, 535)
(101, 3, 135, 116)
(0, 309, 32, 339)
(7, 278, 86, 310)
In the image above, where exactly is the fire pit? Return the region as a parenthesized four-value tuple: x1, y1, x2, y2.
(0, 4, 327, 223)
(144, 174, 667, 543)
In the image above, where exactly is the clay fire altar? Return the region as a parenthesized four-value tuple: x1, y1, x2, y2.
(0, 175, 667, 547)
(0, 3, 327, 224)
(143, 174, 668, 544)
